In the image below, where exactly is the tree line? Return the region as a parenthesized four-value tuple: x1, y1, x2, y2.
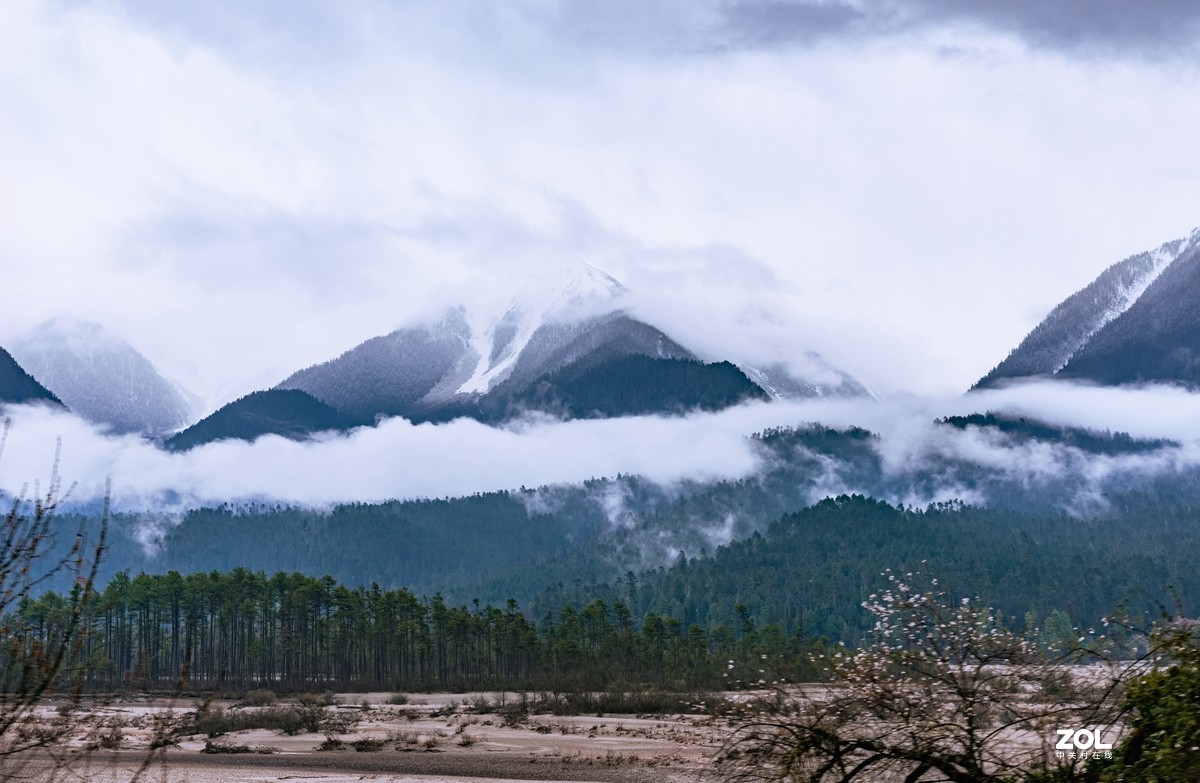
(10, 568, 822, 693)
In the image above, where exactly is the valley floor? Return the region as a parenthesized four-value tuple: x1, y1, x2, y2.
(12, 692, 722, 783)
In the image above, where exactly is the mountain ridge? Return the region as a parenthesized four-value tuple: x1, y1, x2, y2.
(974, 227, 1200, 390)
(0, 346, 63, 408)
(163, 389, 368, 452)
(9, 318, 196, 435)
(8, 265, 870, 450)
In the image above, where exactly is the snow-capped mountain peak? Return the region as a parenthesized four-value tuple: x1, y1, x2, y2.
(265, 260, 873, 442)
(9, 317, 198, 435)
(742, 354, 873, 400)
(505, 260, 627, 319)
(454, 261, 629, 395)
(976, 225, 1200, 390)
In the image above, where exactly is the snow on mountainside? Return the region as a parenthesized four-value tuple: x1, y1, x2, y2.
(489, 311, 696, 394)
(279, 261, 868, 424)
(456, 263, 628, 395)
(743, 355, 872, 400)
(277, 307, 479, 422)
(275, 263, 632, 421)
(9, 318, 196, 435)
(975, 227, 1200, 390)
(161, 262, 872, 449)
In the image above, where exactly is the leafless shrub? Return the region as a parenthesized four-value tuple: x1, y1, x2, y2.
(201, 740, 276, 754)
(719, 571, 1144, 783)
(293, 692, 334, 733)
(352, 736, 387, 752)
(315, 735, 344, 751)
(390, 729, 420, 750)
(0, 427, 108, 779)
(242, 689, 278, 707)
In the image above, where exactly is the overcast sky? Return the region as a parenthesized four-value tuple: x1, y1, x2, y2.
(3, 0, 1199, 399)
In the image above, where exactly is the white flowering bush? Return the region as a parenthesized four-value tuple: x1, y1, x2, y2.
(719, 571, 1133, 783)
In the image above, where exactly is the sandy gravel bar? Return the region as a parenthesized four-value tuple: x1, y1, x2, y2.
(14, 749, 713, 783)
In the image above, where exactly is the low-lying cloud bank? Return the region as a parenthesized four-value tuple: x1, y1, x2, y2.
(0, 380, 1197, 513)
(0, 403, 770, 511)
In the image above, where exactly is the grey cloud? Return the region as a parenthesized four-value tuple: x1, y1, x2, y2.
(912, 0, 1200, 57)
(545, 0, 714, 55)
(547, 0, 1200, 60)
(717, 0, 1200, 58)
(102, 0, 1200, 76)
(717, 1, 873, 48)
(531, 0, 867, 57)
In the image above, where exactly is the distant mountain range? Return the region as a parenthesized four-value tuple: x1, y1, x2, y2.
(975, 227, 1200, 389)
(166, 264, 868, 450)
(1, 262, 867, 451)
(20, 222, 1200, 453)
(8, 318, 196, 436)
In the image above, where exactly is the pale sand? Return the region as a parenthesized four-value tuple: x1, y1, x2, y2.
(13, 693, 723, 783)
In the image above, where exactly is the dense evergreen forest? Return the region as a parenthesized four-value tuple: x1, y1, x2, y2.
(15, 418, 1198, 697)
(937, 413, 1176, 454)
(16, 494, 1196, 696)
(528, 495, 1200, 642)
(14, 570, 822, 693)
(476, 355, 768, 421)
(93, 419, 1200, 607)
(155, 493, 603, 593)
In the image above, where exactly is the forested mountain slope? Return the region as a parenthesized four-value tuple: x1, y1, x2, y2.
(532, 495, 1200, 644)
(163, 389, 367, 451)
(0, 346, 62, 407)
(976, 227, 1200, 389)
(96, 416, 1199, 623)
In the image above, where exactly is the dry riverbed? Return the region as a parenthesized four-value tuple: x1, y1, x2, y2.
(14, 692, 729, 783)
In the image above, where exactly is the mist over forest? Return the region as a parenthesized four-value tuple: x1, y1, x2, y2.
(10, 382, 1192, 649)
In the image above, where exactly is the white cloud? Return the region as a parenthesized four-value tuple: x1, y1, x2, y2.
(0, 401, 770, 510)
(0, 0, 1197, 403)
(3, 381, 1198, 516)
